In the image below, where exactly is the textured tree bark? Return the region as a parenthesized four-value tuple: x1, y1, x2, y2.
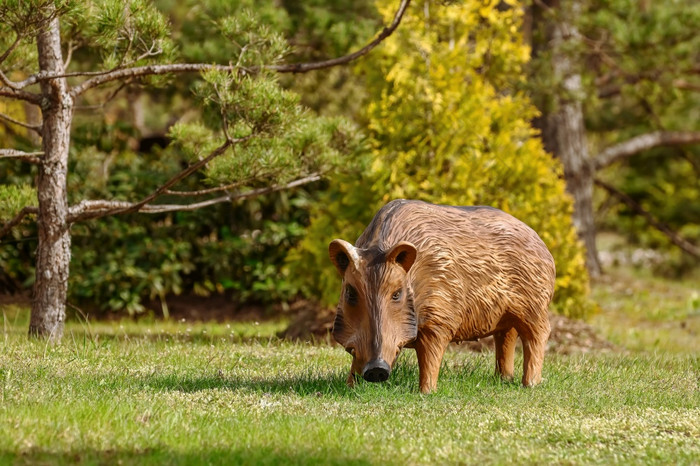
(530, 1, 602, 278)
(29, 16, 73, 339)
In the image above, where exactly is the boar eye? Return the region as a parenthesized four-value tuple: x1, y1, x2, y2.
(391, 289, 402, 302)
(345, 347, 355, 357)
(345, 285, 358, 306)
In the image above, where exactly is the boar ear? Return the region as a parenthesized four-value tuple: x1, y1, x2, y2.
(329, 239, 360, 277)
(387, 241, 417, 273)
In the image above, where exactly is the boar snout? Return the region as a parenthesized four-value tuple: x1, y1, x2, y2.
(362, 358, 391, 383)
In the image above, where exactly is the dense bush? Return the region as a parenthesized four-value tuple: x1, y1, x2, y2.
(68, 198, 308, 315)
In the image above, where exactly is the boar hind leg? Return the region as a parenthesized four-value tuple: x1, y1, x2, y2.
(415, 331, 450, 394)
(494, 327, 518, 382)
(520, 316, 550, 387)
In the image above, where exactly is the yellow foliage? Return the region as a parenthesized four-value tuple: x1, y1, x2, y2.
(289, 0, 594, 318)
(0, 100, 28, 139)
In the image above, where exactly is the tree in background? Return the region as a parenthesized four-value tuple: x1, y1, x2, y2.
(290, 0, 594, 319)
(528, 0, 700, 276)
(0, 0, 383, 317)
(0, 0, 410, 339)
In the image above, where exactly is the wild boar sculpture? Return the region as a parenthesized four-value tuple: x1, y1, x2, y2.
(329, 199, 556, 393)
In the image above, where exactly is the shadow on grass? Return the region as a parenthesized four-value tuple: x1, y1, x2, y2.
(127, 350, 423, 397)
(141, 370, 352, 397)
(67, 330, 282, 346)
(2, 446, 371, 466)
(135, 358, 509, 398)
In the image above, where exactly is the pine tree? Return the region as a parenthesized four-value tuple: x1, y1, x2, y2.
(0, 0, 410, 339)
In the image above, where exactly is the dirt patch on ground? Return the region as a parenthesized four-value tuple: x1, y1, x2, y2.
(142, 294, 273, 323)
(0, 292, 30, 307)
(281, 301, 618, 354)
(0, 292, 273, 323)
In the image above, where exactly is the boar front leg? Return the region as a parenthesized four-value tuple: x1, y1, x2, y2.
(346, 371, 356, 387)
(415, 330, 450, 394)
(346, 359, 361, 388)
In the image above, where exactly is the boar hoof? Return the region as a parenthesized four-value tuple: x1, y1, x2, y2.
(362, 359, 391, 383)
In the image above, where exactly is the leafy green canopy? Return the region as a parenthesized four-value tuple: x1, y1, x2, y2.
(290, 0, 594, 318)
(0, 0, 362, 313)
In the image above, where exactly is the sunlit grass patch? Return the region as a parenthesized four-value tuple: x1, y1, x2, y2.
(2, 266, 699, 466)
(1, 315, 698, 465)
(591, 264, 700, 353)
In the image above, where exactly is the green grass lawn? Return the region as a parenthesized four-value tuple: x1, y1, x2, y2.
(1, 304, 699, 465)
(590, 266, 700, 354)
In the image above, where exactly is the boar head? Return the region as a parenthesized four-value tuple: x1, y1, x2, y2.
(328, 239, 418, 383)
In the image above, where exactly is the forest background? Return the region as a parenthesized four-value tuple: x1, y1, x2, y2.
(0, 0, 698, 338)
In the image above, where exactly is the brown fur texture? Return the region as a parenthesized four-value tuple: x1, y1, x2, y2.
(329, 199, 556, 393)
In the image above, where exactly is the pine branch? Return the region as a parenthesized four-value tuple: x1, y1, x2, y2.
(69, 63, 233, 97)
(0, 69, 19, 88)
(0, 85, 42, 104)
(269, 0, 411, 73)
(0, 206, 38, 241)
(117, 138, 237, 215)
(68, 173, 321, 222)
(65, 0, 411, 96)
(598, 75, 700, 99)
(0, 33, 22, 65)
(594, 178, 700, 259)
(594, 131, 700, 170)
(67, 137, 244, 221)
(672, 79, 700, 93)
(164, 178, 253, 197)
(0, 112, 42, 134)
(0, 149, 43, 164)
(74, 79, 131, 111)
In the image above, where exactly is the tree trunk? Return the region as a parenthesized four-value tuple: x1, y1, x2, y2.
(543, 92, 601, 277)
(530, 1, 602, 278)
(29, 16, 73, 339)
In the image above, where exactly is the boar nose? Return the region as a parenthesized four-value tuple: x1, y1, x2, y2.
(362, 358, 391, 383)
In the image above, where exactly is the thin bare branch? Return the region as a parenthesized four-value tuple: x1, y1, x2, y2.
(0, 206, 38, 241)
(70, 63, 235, 97)
(63, 38, 76, 69)
(269, 0, 411, 73)
(67, 138, 242, 222)
(119, 140, 232, 213)
(596, 70, 692, 99)
(673, 79, 700, 93)
(0, 86, 42, 104)
(0, 148, 43, 164)
(595, 178, 700, 259)
(68, 173, 322, 222)
(228, 172, 321, 199)
(133, 39, 163, 63)
(594, 131, 700, 170)
(0, 70, 16, 88)
(0, 112, 42, 134)
(164, 170, 319, 197)
(0, 33, 22, 65)
(15, 41, 164, 92)
(164, 179, 252, 197)
(74, 79, 131, 111)
(12, 69, 106, 89)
